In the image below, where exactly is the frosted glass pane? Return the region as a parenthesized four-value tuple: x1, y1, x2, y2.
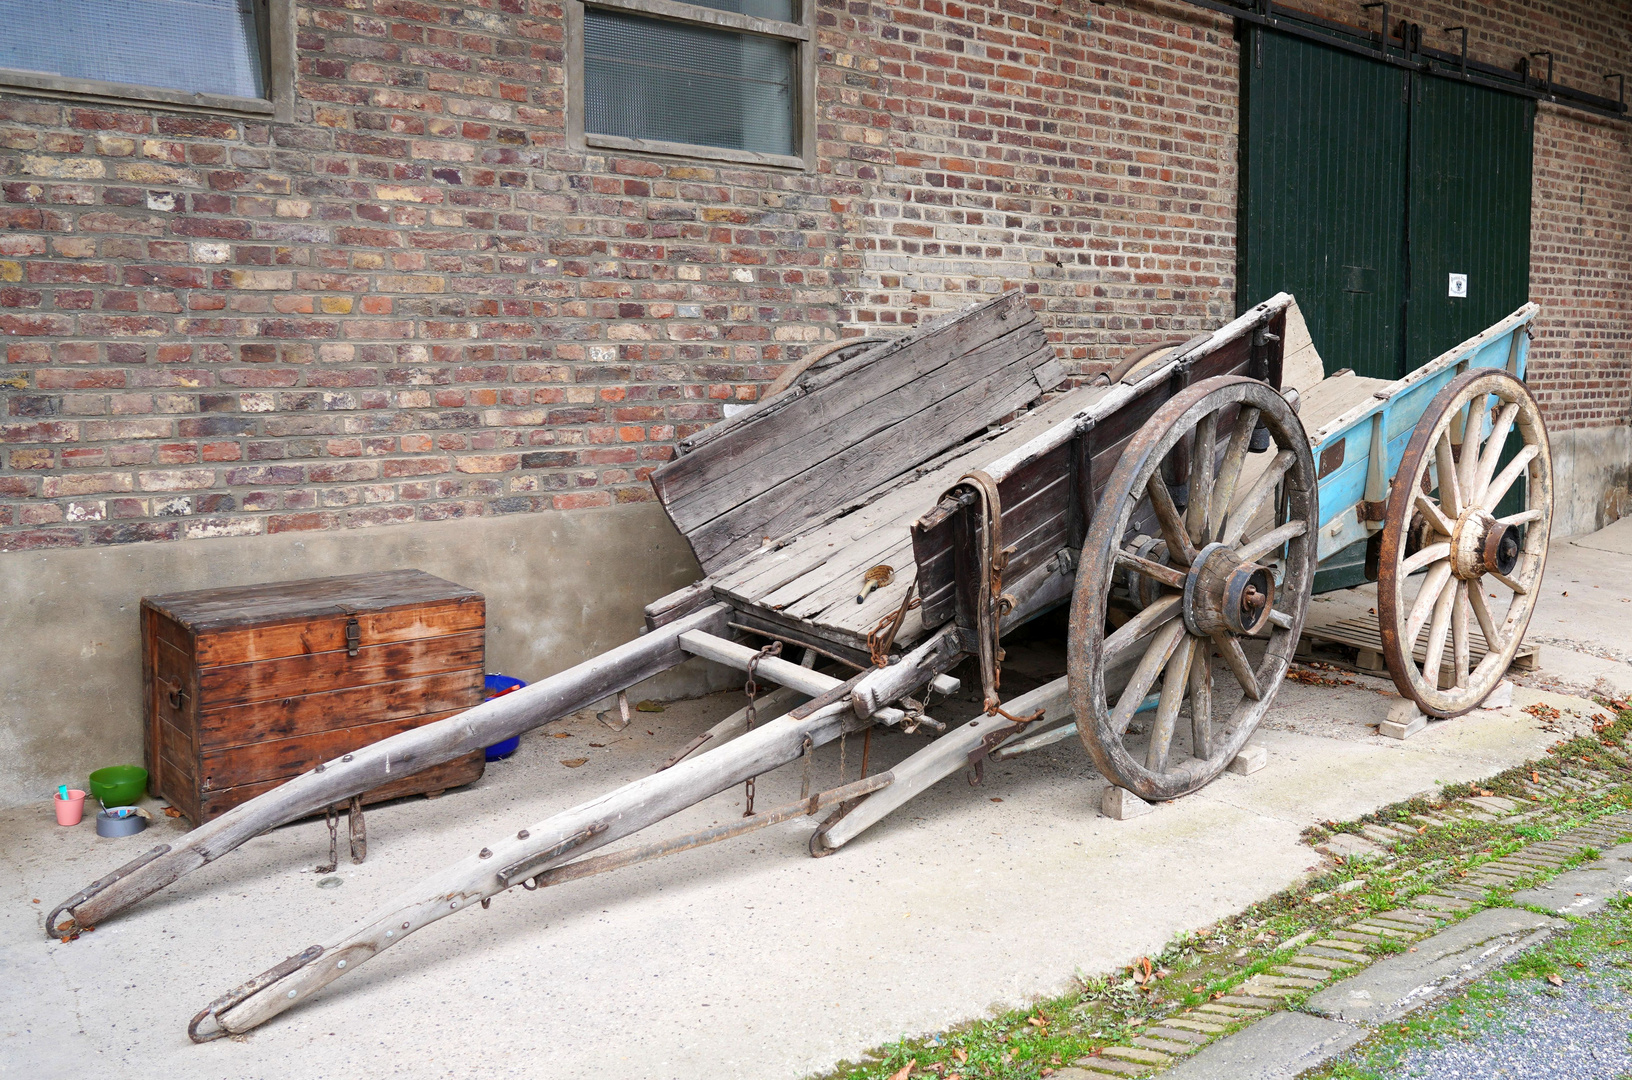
(0, 0, 266, 100)
(585, 9, 796, 157)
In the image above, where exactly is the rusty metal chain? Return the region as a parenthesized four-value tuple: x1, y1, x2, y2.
(741, 640, 782, 816)
(315, 797, 366, 874)
(315, 804, 340, 874)
(799, 734, 815, 801)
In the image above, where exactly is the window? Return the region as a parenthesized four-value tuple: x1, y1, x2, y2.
(570, 0, 813, 168)
(0, 0, 292, 118)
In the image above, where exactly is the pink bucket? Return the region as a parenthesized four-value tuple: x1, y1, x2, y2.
(54, 789, 86, 826)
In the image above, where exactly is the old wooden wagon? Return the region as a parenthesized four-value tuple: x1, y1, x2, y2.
(44, 290, 1551, 1039)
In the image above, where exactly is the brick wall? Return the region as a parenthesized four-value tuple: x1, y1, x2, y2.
(0, 0, 1626, 552)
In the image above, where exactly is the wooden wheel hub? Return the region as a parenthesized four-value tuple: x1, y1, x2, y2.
(1449, 507, 1505, 580)
(1183, 542, 1276, 637)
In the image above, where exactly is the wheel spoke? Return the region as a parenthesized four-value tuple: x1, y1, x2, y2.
(1490, 566, 1530, 595)
(1457, 392, 1490, 500)
(1482, 444, 1539, 511)
(1415, 492, 1456, 537)
(1267, 609, 1294, 630)
(1188, 411, 1216, 549)
(1103, 595, 1181, 664)
(1435, 431, 1462, 517)
(1473, 402, 1519, 502)
(1421, 576, 1456, 689)
(1451, 580, 1470, 689)
(1116, 549, 1188, 590)
(1212, 633, 1262, 700)
(1211, 405, 1260, 541)
(1236, 518, 1308, 564)
(1497, 508, 1544, 526)
(1113, 620, 1186, 736)
(1405, 561, 1454, 645)
(1147, 635, 1195, 774)
(1400, 541, 1450, 577)
(1189, 652, 1214, 759)
(1221, 450, 1295, 546)
(1468, 584, 1504, 652)
(1146, 472, 1198, 567)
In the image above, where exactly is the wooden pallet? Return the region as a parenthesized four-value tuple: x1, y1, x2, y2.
(1297, 608, 1539, 682)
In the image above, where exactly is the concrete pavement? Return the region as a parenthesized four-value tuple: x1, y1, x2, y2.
(5, 524, 1632, 1080)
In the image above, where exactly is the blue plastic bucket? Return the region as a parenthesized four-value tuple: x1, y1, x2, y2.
(483, 674, 527, 760)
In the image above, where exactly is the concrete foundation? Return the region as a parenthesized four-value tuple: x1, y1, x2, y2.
(0, 502, 717, 808)
(1549, 422, 1632, 538)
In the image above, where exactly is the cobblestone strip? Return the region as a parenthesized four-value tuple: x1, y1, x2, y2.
(1061, 797, 1632, 1078)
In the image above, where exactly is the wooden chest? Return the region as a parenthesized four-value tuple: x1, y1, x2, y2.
(141, 570, 487, 824)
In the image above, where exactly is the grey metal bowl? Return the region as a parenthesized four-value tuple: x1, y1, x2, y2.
(95, 809, 148, 838)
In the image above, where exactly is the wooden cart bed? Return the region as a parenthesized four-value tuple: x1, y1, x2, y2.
(652, 291, 1302, 657)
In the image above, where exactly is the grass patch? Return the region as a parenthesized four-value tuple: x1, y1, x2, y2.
(808, 707, 1632, 1080)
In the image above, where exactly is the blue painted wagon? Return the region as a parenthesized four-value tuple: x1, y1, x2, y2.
(47, 291, 1550, 1039)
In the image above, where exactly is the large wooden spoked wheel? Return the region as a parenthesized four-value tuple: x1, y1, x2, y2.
(1069, 376, 1318, 802)
(1377, 368, 1552, 717)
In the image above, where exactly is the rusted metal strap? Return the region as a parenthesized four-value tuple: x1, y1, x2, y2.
(658, 730, 715, 772)
(189, 944, 325, 1042)
(500, 822, 610, 888)
(867, 578, 919, 668)
(945, 470, 1043, 728)
(965, 723, 1026, 786)
(46, 843, 171, 941)
(789, 669, 869, 720)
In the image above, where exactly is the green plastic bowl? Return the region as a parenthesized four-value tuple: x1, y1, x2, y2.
(88, 765, 147, 808)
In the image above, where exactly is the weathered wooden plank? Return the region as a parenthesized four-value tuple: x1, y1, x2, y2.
(790, 534, 916, 626)
(659, 314, 1044, 520)
(196, 632, 484, 707)
(689, 343, 1058, 569)
(667, 325, 1050, 541)
(198, 670, 484, 749)
(720, 384, 1107, 639)
(196, 599, 486, 668)
(669, 291, 1029, 461)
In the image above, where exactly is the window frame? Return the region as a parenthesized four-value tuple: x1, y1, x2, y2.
(0, 0, 295, 121)
(567, 0, 815, 170)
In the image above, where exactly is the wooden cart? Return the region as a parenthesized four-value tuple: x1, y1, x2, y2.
(45, 291, 1551, 1040)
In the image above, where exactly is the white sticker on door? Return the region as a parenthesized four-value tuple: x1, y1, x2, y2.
(1448, 273, 1468, 298)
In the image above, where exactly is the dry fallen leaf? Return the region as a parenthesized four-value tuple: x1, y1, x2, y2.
(636, 700, 666, 713)
(887, 1062, 915, 1080)
(162, 806, 183, 818)
(559, 758, 589, 768)
(989, 797, 1003, 802)
(953, 1048, 968, 1064)
(1546, 973, 1564, 986)
(550, 732, 572, 739)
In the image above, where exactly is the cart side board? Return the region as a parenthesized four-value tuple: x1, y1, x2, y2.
(1308, 302, 1537, 564)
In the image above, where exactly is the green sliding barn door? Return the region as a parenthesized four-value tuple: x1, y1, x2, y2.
(1240, 26, 1533, 380)
(1406, 76, 1534, 364)
(1240, 29, 1409, 380)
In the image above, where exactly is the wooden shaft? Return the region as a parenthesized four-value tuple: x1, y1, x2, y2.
(54, 603, 734, 937)
(815, 676, 1070, 852)
(211, 697, 855, 1036)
